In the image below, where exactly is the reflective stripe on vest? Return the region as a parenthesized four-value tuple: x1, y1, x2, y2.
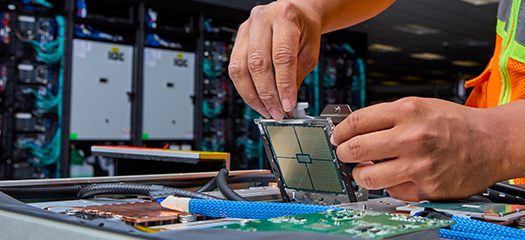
(496, 0, 525, 105)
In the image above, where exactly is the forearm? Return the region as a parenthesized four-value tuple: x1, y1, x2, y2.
(279, 0, 396, 33)
(483, 100, 525, 180)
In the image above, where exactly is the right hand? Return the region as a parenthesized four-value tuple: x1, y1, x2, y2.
(228, 1, 323, 120)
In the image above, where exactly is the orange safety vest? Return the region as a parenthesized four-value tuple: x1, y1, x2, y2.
(465, 0, 525, 184)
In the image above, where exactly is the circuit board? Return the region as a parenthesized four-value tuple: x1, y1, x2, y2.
(218, 209, 454, 239)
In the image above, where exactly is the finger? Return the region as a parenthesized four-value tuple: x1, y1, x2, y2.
(336, 128, 401, 163)
(296, 36, 320, 87)
(331, 102, 397, 146)
(229, 22, 271, 118)
(352, 159, 412, 190)
(272, 21, 300, 112)
(247, 7, 284, 121)
(385, 182, 420, 201)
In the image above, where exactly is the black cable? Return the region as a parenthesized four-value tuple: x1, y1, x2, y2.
(76, 183, 222, 200)
(0, 186, 82, 199)
(489, 182, 525, 198)
(196, 176, 217, 193)
(0, 173, 275, 200)
(216, 168, 247, 201)
(196, 173, 276, 193)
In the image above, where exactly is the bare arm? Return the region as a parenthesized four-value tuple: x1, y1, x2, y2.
(331, 97, 525, 201)
(229, 0, 395, 120)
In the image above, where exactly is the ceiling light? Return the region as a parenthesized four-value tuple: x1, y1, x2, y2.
(381, 81, 401, 86)
(368, 72, 387, 77)
(410, 52, 446, 60)
(429, 69, 447, 74)
(429, 80, 450, 85)
(458, 0, 499, 6)
(452, 60, 481, 67)
(394, 24, 441, 35)
(400, 76, 423, 81)
(368, 44, 401, 52)
(463, 73, 476, 79)
(458, 38, 491, 47)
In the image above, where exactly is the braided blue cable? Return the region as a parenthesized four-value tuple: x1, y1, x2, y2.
(440, 228, 522, 240)
(449, 216, 525, 239)
(188, 199, 342, 219)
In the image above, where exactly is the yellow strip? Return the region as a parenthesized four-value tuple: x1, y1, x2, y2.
(496, 19, 508, 39)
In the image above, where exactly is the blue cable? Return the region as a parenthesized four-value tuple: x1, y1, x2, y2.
(76, 0, 88, 18)
(448, 216, 525, 239)
(188, 198, 342, 219)
(440, 228, 522, 240)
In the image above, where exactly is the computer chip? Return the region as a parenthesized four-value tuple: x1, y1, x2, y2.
(255, 104, 357, 203)
(265, 124, 343, 194)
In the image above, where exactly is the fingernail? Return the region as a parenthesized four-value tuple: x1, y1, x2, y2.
(282, 99, 294, 112)
(259, 109, 271, 118)
(330, 134, 337, 146)
(271, 108, 284, 121)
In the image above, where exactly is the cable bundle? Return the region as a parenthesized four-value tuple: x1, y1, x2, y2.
(22, 15, 65, 177)
(203, 57, 218, 80)
(235, 137, 261, 159)
(32, 0, 54, 8)
(352, 58, 366, 109)
(20, 128, 61, 168)
(202, 98, 223, 118)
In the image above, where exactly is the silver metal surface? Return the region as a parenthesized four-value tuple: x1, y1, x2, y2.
(0, 170, 271, 187)
(143, 48, 195, 140)
(179, 214, 197, 223)
(319, 104, 352, 123)
(337, 197, 412, 213)
(0, 209, 142, 240)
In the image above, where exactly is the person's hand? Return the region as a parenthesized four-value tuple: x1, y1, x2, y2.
(331, 97, 515, 201)
(229, 1, 322, 120)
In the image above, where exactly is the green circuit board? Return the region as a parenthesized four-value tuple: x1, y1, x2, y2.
(218, 209, 454, 239)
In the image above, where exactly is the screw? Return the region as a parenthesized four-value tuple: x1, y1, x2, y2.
(334, 106, 341, 113)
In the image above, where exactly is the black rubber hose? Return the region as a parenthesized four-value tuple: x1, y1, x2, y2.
(196, 173, 276, 193)
(489, 182, 525, 198)
(0, 186, 82, 198)
(76, 183, 222, 200)
(216, 168, 247, 201)
(196, 176, 217, 193)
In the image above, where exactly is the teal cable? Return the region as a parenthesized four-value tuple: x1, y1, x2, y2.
(25, 15, 64, 177)
(33, 0, 54, 8)
(356, 58, 365, 108)
(203, 58, 217, 80)
(313, 63, 319, 116)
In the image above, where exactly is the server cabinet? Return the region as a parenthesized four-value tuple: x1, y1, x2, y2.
(142, 47, 195, 140)
(70, 39, 134, 140)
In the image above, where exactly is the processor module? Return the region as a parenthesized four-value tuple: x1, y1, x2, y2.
(255, 103, 358, 203)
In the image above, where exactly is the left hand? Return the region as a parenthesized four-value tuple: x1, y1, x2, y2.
(331, 97, 512, 201)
